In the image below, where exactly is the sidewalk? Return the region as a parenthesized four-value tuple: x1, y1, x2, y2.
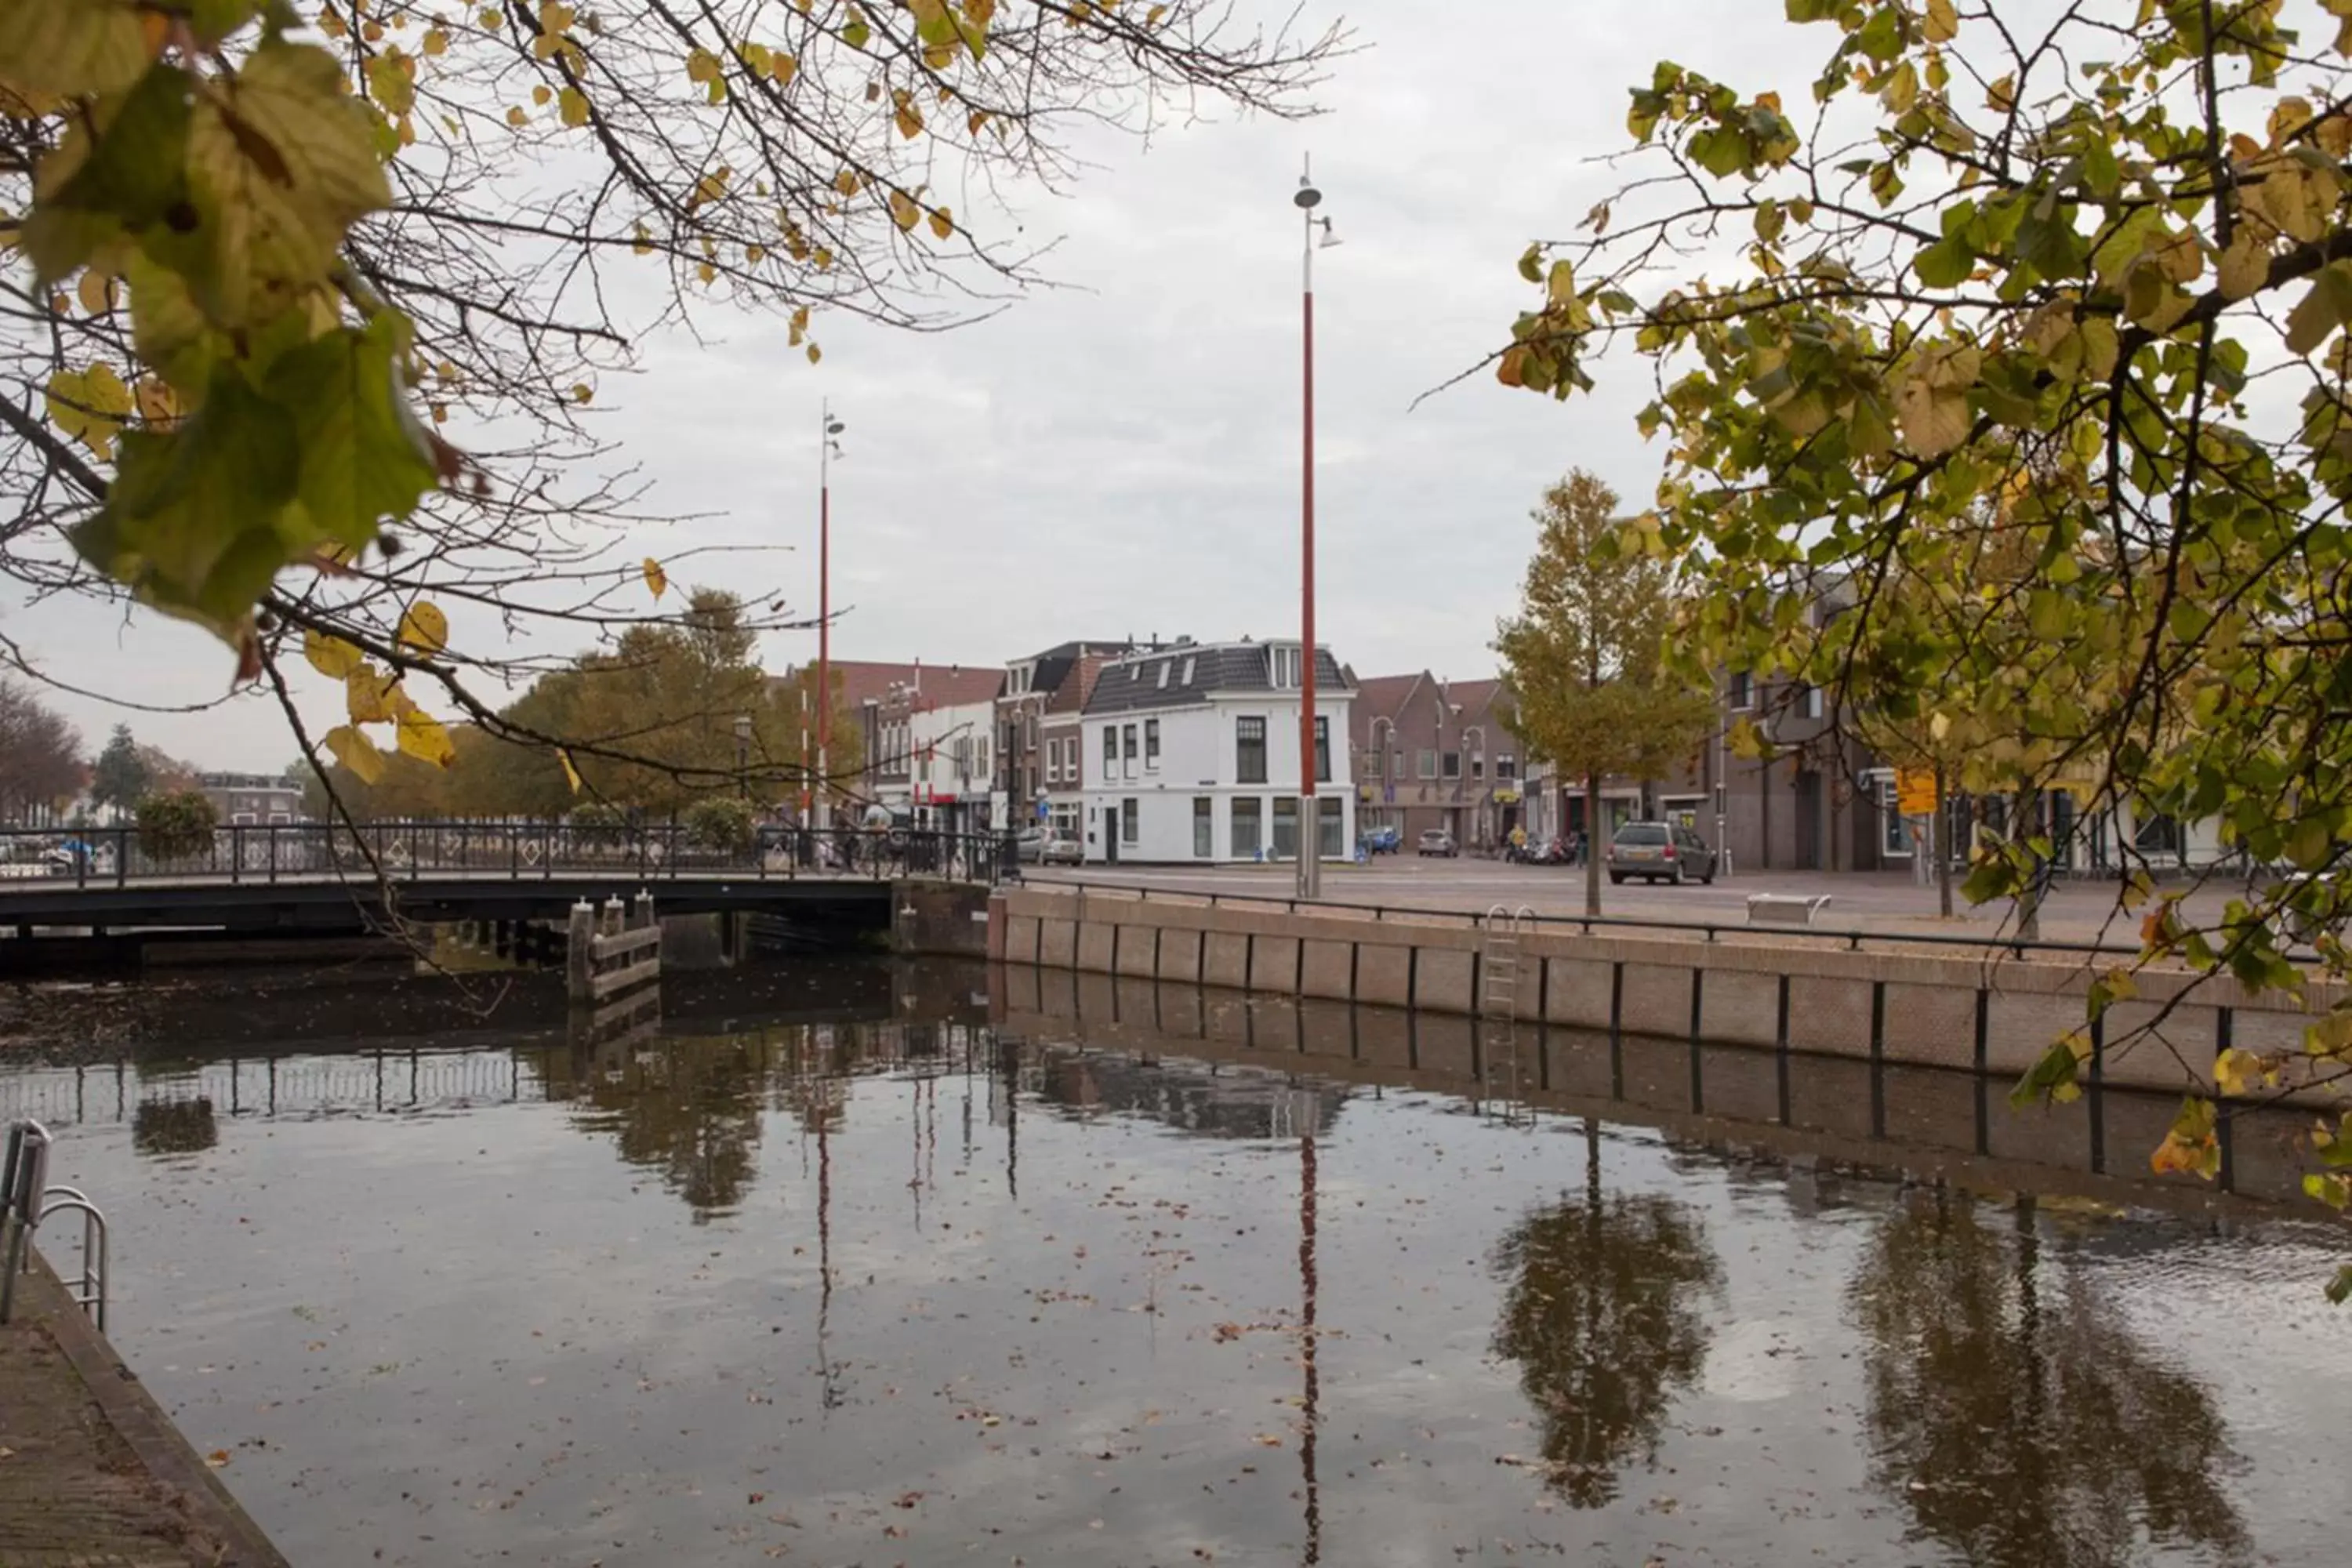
(0, 1247, 287, 1568)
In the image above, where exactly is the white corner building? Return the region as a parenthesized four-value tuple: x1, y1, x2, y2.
(1077, 639, 1354, 865)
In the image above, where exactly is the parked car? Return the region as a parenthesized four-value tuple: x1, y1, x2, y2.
(1416, 828, 1458, 858)
(1606, 822, 1718, 885)
(1359, 825, 1403, 855)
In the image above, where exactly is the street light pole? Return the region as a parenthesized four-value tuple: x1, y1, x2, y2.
(813, 404, 845, 834)
(734, 713, 752, 802)
(1295, 157, 1335, 902)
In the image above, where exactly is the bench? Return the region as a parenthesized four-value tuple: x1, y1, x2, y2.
(1747, 893, 1833, 927)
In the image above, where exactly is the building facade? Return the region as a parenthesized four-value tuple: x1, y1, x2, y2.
(1078, 640, 1353, 865)
(1349, 673, 1524, 849)
(993, 641, 1134, 837)
(197, 771, 303, 824)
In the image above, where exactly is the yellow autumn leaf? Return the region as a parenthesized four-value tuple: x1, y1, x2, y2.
(559, 85, 589, 125)
(2215, 1047, 2264, 1096)
(643, 557, 669, 600)
(967, 108, 989, 135)
(1924, 0, 1958, 42)
(345, 664, 401, 724)
(531, 82, 551, 105)
(806, 342, 822, 364)
(888, 189, 919, 230)
(836, 169, 859, 196)
(303, 630, 366, 679)
(927, 205, 953, 239)
(696, 261, 717, 284)
(423, 25, 448, 53)
(893, 90, 923, 138)
(557, 746, 584, 793)
(571, 382, 593, 403)
(506, 104, 528, 125)
(771, 52, 798, 83)
(397, 708, 457, 768)
(686, 46, 722, 82)
(815, 245, 833, 270)
(691, 167, 731, 208)
(397, 600, 449, 653)
(478, 7, 503, 25)
(75, 270, 115, 314)
(324, 723, 386, 784)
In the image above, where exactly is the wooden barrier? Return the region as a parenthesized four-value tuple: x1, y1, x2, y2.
(567, 891, 661, 1004)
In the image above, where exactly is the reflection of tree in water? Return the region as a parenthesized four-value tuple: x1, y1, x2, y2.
(131, 1094, 216, 1156)
(1849, 1195, 2249, 1568)
(575, 1036, 765, 1221)
(1488, 1122, 1723, 1508)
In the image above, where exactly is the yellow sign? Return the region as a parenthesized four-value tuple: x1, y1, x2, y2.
(1896, 768, 1939, 816)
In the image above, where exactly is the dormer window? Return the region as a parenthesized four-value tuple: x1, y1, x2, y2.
(1156, 662, 1171, 689)
(1271, 644, 1303, 688)
(1181, 656, 1196, 685)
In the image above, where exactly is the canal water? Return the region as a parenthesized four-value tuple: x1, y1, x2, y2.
(2, 960, 2344, 1566)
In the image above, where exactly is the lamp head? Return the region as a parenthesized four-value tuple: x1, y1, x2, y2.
(1294, 175, 1321, 210)
(1316, 216, 1341, 249)
(734, 713, 753, 741)
(826, 419, 845, 435)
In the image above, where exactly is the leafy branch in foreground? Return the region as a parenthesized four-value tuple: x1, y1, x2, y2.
(3, 0, 1341, 790)
(1494, 0, 2352, 1222)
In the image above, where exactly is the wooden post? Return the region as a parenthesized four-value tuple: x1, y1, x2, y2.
(633, 890, 655, 932)
(567, 901, 594, 1003)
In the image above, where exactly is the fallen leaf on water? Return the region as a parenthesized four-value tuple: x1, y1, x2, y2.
(894, 1490, 924, 1508)
(206, 1450, 231, 1467)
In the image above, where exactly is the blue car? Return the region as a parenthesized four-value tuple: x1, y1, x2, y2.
(1359, 825, 1402, 855)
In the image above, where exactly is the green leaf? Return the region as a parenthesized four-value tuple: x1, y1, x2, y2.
(2327, 1265, 2352, 1305)
(21, 64, 198, 281)
(261, 317, 440, 550)
(77, 362, 301, 628)
(185, 39, 393, 322)
(0, 0, 148, 97)
(1913, 235, 1974, 289)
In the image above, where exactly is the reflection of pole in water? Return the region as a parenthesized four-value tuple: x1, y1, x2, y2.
(818, 1093, 841, 1411)
(999, 1032, 1021, 1201)
(1298, 1122, 1322, 1565)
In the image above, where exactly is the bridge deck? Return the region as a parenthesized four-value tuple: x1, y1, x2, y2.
(0, 871, 904, 933)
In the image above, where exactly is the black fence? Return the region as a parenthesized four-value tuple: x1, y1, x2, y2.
(0, 821, 1017, 889)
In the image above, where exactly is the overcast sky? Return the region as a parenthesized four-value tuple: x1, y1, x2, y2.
(13, 1, 1822, 770)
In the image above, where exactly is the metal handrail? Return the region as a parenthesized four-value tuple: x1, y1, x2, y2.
(1021, 876, 2331, 966)
(0, 1121, 112, 1331)
(0, 821, 1015, 891)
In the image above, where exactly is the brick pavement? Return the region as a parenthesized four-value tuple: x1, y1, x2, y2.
(0, 1249, 285, 1568)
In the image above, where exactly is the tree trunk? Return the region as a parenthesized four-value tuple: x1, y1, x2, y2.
(1584, 774, 1604, 916)
(1935, 761, 1955, 919)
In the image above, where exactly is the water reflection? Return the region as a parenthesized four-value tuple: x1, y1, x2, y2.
(129, 1094, 216, 1156)
(1488, 1119, 1724, 1508)
(567, 1033, 767, 1220)
(1849, 1193, 2251, 1566)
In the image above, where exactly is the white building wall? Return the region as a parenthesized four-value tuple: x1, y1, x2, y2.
(1080, 696, 1354, 864)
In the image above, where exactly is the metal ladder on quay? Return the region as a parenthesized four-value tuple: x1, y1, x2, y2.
(1479, 905, 1536, 1127)
(2, 1118, 111, 1332)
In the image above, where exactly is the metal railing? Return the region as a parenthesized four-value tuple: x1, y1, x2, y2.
(1024, 875, 2332, 965)
(2, 1119, 110, 1332)
(0, 822, 1017, 891)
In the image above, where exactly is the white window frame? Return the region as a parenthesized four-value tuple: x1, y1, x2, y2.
(1145, 719, 1160, 771)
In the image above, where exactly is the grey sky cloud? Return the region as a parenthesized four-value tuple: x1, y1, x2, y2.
(11, 0, 1821, 770)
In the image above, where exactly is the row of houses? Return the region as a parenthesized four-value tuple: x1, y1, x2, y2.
(776, 629, 2219, 875)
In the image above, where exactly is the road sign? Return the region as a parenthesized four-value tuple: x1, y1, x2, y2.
(1896, 768, 1939, 816)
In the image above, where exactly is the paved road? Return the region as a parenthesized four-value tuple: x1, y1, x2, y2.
(1029, 858, 2268, 949)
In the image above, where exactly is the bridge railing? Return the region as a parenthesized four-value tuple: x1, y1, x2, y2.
(0, 821, 1014, 889)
